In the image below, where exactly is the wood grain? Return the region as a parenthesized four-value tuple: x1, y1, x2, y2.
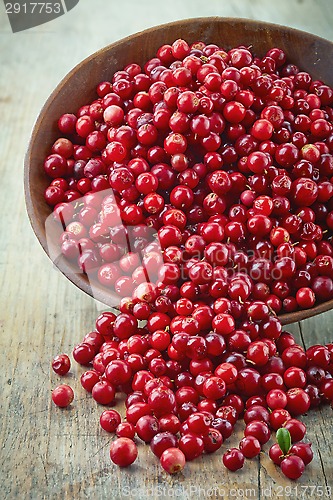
(1, 1, 333, 499)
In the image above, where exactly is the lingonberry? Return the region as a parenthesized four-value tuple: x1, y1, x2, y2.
(290, 442, 313, 465)
(41, 39, 333, 479)
(116, 422, 135, 439)
(283, 367, 307, 389)
(148, 387, 176, 417)
(239, 436, 261, 458)
(110, 437, 138, 467)
(244, 420, 271, 444)
(280, 455, 305, 480)
(286, 388, 311, 416)
(202, 428, 223, 453)
(135, 415, 160, 442)
(283, 418, 306, 442)
(72, 343, 95, 365)
(266, 389, 288, 410)
(222, 448, 245, 471)
(105, 360, 132, 385)
(150, 432, 178, 458)
(160, 447, 186, 474)
(52, 354, 71, 375)
(179, 434, 204, 461)
(80, 370, 100, 392)
(52, 384, 74, 408)
(270, 408, 292, 431)
(92, 380, 116, 405)
(158, 414, 181, 435)
(269, 443, 285, 465)
(236, 368, 261, 397)
(187, 412, 211, 436)
(281, 346, 307, 368)
(100, 410, 121, 433)
(261, 371, 284, 392)
(215, 405, 238, 426)
(244, 405, 270, 425)
(246, 341, 270, 367)
(126, 402, 152, 425)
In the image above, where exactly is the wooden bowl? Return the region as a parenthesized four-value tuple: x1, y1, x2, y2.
(24, 17, 333, 325)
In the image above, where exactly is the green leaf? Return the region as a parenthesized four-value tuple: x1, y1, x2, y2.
(276, 428, 291, 455)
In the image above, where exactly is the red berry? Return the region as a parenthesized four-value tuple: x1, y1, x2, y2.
(160, 447, 186, 474)
(150, 432, 178, 458)
(269, 443, 284, 465)
(110, 437, 138, 467)
(222, 448, 245, 471)
(52, 354, 71, 375)
(52, 384, 74, 408)
(135, 415, 160, 442)
(100, 410, 121, 433)
(280, 455, 305, 480)
(179, 433, 204, 461)
(290, 442, 313, 465)
(116, 422, 135, 439)
(239, 436, 261, 458)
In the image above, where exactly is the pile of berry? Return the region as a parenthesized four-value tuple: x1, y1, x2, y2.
(46, 38, 333, 479)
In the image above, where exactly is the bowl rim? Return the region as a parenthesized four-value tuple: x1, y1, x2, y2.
(24, 16, 333, 325)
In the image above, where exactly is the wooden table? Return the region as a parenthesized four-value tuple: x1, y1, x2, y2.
(1, 1, 333, 498)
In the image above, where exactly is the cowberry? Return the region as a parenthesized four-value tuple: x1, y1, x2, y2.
(100, 410, 121, 433)
(52, 385, 74, 408)
(239, 436, 261, 458)
(160, 448, 186, 474)
(290, 442, 313, 465)
(110, 438, 138, 467)
(281, 455, 305, 480)
(52, 354, 71, 375)
(179, 434, 204, 461)
(42, 37, 333, 480)
(222, 448, 245, 471)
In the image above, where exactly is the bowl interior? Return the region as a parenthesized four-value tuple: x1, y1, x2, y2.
(24, 17, 333, 324)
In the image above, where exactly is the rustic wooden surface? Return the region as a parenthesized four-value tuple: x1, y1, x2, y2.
(1, 1, 333, 498)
